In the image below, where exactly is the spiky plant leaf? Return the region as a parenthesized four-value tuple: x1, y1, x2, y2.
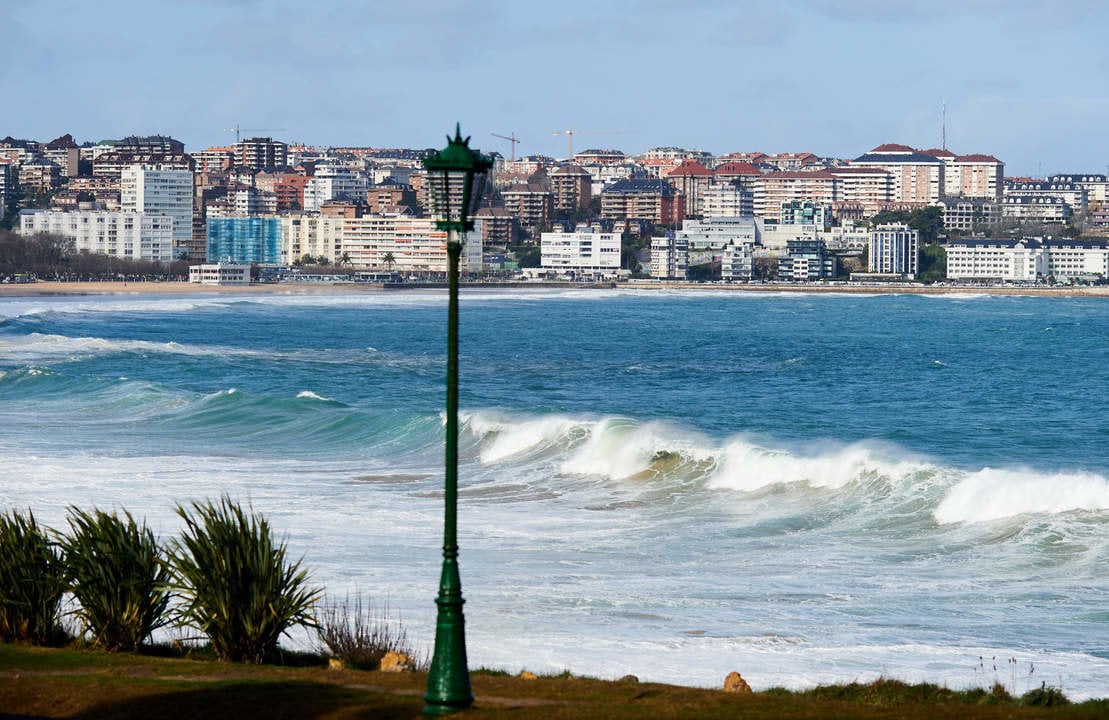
(169, 496, 320, 663)
(0, 509, 66, 645)
(61, 507, 171, 651)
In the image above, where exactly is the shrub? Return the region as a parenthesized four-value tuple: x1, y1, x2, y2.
(0, 509, 67, 645)
(1020, 683, 1070, 707)
(61, 507, 171, 651)
(316, 592, 417, 670)
(170, 496, 320, 663)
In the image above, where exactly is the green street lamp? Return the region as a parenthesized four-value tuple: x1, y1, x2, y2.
(422, 124, 493, 717)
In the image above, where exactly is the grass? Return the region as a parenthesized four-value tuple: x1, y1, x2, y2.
(1, 643, 1107, 719)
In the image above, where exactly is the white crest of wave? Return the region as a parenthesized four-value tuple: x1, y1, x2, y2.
(0, 332, 267, 361)
(296, 390, 333, 402)
(934, 467, 1109, 524)
(709, 440, 927, 492)
(465, 412, 584, 464)
(560, 418, 692, 480)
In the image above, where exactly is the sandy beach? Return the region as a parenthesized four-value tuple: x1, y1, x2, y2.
(1, 279, 1107, 298)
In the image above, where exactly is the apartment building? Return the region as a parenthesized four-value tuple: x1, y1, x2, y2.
(1001, 196, 1072, 224)
(721, 242, 755, 281)
(1049, 174, 1109, 204)
(236, 137, 289, 171)
(207, 216, 282, 264)
(303, 167, 368, 212)
(502, 183, 555, 233)
(17, 160, 62, 192)
(193, 148, 236, 174)
(473, 206, 518, 248)
(869, 223, 919, 277)
(780, 200, 830, 228)
(665, 159, 714, 218)
(600, 178, 685, 225)
(120, 164, 194, 256)
(339, 213, 480, 273)
(701, 181, 754, 217)
(939, 197, 1000, 232)
(651, 233, 689, 279)
(753, 171, 836, 218)
(0, 161, 8, 212)
(850, 144, 944, 204)
(20, 209, 173, 261)
(549, 165, 593, 213)
(779, 239, 836, 280)
(540, 227, 621, 278)
(279, 212, 481, 273)
(828, 166, 893, 214)
(946, 238, 1109, 282)
(1004, 180, 1087, 219)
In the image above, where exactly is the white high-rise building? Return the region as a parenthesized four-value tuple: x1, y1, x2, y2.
(19, 209, 173, 262)
(120, 164, 194, 256)
(540, 227, 621, 277)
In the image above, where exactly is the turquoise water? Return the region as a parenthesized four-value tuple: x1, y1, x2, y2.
(1, 289, 1107, 697)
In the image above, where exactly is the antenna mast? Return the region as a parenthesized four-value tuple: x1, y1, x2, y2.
(941, 101, 946, 151)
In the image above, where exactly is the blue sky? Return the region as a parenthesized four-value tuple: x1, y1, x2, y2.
(3, 0, 1108, 176)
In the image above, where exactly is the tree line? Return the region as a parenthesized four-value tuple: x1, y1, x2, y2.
(0, 230, 190, 281)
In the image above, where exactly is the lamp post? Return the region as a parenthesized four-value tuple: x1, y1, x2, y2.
(422, 124, 493, 717)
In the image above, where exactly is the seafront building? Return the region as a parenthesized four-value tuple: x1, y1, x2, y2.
(120, 164, 194, 256)
(868, 223, 919, 278)
(778, 239, 836, 280)
(19, 208, 173, 261)
(946, 238, 1109, 282)
(207, 216, 282, 265)
(539, 226, 621, 278)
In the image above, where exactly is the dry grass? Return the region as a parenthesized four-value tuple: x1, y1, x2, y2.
(1, 643, 1107, 719)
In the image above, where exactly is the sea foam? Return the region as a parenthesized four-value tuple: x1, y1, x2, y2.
(934, 467, 1109, 524)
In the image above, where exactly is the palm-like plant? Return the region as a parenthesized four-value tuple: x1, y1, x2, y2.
(0, 509, 66, 645)
(61, 507, 171, 651)
(169, 496, 320, 663)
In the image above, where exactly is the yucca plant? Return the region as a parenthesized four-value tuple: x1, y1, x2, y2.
(0, 509, 67, 645)
(61, 507, 171, 651)
(169, 496, 320, 663)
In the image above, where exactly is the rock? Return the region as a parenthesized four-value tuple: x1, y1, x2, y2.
(618, 674, 640, 683)
(518, 671, 538, 680)
(379, 651, 414, 672)
(723, 671, 752, 693)
(328, 657, 346, 671)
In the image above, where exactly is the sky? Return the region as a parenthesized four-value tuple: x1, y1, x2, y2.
(3, 0, 1109, 177)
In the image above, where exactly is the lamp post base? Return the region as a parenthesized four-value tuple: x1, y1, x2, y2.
(423, 572, 472, 716)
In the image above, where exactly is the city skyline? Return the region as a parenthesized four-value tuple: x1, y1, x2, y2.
(5, 1, 1109, 176)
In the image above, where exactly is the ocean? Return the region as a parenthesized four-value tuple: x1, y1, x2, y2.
(1, 288, 1107, 698)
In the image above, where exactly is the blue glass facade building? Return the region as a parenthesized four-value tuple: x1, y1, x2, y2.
(207, 217, 282, 264)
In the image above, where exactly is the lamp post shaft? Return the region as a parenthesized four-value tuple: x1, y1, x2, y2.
(424, 233, 473, 716)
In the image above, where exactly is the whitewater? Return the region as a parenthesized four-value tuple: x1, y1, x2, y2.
(1, 288, 1106, 699)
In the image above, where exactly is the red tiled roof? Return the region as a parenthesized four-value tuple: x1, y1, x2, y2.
(870, 143, 915, 153)
(920, 148, 955, 158)
(666, 159, 712, 177)
(956, 153, 1001, 163)
(714, 161, 761, 176)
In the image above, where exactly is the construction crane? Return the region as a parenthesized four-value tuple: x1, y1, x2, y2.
(552, 128, 628, 162)
(224, 125, 287, 143)
(491, 132, 521, 162)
